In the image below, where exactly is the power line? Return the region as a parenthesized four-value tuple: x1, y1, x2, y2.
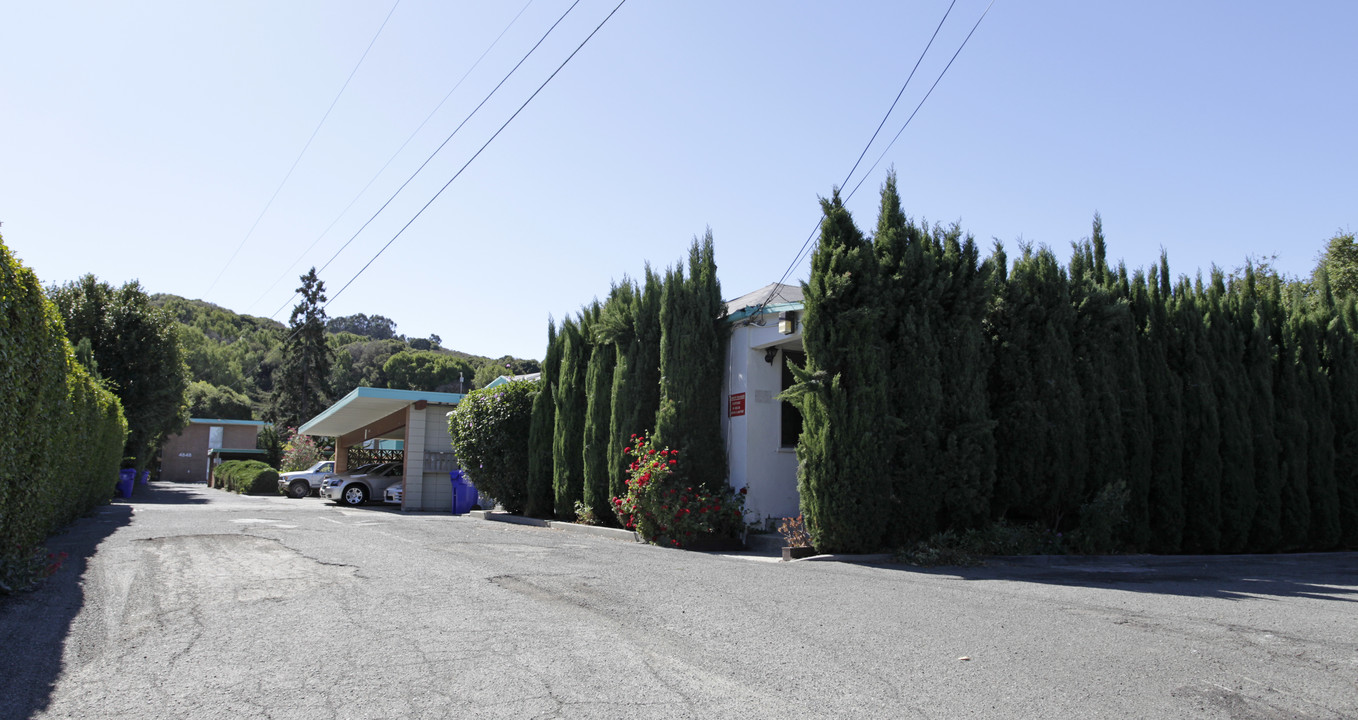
(250, 0, 538, 315)
(206, 0, 402, 298)
(268, 0, 588, 322)
(322, 0, 629, 313)
(754, 0, 980, 318)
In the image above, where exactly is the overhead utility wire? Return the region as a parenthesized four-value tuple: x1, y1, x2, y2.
(268, 0, 586, 322)
(322, 0, 629, 312)
(845, 0, 995, 203)
(750, 0, 962, 318)
(207, 0, 401, 298)
(251, 0, 537, 314)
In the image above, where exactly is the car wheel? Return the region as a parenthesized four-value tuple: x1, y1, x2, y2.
(341, 484, 368, 506)
(288, 481, 310, 499)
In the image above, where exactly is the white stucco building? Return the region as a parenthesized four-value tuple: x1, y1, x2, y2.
(722, 282, 805, 525)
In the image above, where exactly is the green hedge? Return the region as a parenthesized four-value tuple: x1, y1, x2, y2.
(1, 236, 128, 585)
(212, 460, 280, 495)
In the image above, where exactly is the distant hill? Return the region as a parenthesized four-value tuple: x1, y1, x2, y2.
(150, 294, 539, 421)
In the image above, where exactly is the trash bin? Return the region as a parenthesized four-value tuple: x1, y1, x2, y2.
(450, 470, 477, 515)
(117, 469, 136, 498)
(139, 470, 150, 485)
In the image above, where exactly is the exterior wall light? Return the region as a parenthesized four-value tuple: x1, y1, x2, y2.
(778, 311, 796, 335)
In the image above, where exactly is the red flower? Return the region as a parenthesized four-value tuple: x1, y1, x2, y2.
(668, 459, 676, 465)
(739, 487, 747, 495)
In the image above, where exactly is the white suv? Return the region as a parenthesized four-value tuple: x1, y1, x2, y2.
(277, 461, 336, 499)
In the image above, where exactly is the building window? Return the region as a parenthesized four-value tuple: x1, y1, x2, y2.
(780, 350, 804, 448)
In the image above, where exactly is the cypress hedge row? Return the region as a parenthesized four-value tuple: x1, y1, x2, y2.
(526, 236, 727, 523)
(1, 237, 128, 575)
(793, 172, 1358, 554)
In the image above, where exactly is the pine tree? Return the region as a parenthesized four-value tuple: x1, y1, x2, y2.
(271, 268, 332, 430)
(526, 319, 560, 518)
(783, 191, 892, 552)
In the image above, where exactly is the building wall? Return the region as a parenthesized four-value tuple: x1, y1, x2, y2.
(403, 403, 458, 511)
(161, 422, 262, 482)
(723, 319, 802, 525)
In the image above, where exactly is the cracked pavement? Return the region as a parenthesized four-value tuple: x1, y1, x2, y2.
(2, 481, 1356, 719)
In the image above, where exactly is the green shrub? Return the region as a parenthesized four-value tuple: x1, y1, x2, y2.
(213, 460, 280, 495)
(0, 236, 127, 594)
(448, 380, 537, 513)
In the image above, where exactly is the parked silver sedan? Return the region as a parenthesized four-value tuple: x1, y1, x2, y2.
(320, 462, 403, 507)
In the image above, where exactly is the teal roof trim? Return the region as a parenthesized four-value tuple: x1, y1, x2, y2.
(726, 300, 804, 324)
(190, 418, 268, 426)
(298, 386, 465, 436)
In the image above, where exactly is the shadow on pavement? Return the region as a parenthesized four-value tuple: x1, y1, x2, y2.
(903, 552, 1358, 603)
(117, 479, 212, 505)
(0, 498, 133, 719)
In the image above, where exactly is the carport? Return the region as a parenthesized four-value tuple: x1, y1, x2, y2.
(297, 387, 463, 511)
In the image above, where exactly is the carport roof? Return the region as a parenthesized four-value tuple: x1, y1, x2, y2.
(297, 387, 464, 437)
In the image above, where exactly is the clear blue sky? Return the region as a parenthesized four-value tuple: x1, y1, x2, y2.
(3, 1, 1354, 361)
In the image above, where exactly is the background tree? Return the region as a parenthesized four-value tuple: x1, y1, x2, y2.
(270, 268, 332, 429)
(326, 313, 398, 339)
(1312, 231, 1358, 301)
(382, 350, 474, 392)
(49, 275, 190, 470)
(185, 381, 253, 420)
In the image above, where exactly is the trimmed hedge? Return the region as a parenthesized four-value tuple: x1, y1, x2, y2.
(1, 236, 128, 588)
(212, 460, 280, 495)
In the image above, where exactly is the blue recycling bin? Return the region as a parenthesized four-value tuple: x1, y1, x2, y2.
(450, 470, 478, 515)
(139, 470, 150, 485)
(117, 469, 136, 498)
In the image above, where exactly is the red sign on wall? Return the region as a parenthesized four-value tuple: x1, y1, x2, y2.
(729, 392, 746, 417)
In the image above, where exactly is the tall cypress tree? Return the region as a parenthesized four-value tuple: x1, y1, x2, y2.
(1242, 267, 1282, 551)
(1298, 285, 1340, 549)
(599, 280, 639, 504)
(1136, 261, 1185, 552)
(784, 191, 892, 552)
(526, 319, 561, 518)
(988, 245, 1085, 526)
(1173, 278, 1223, 553)
(1207, 270, 1256, 553)
(932, 227, 997, 531)
(582, 301, 617, 523)
(1328, 295, 1358, 547)
(1069, 235, 1130, 526)
(552, 317, 588, 519)
(1275, 285, 1312, 549)
(874, 174, 943, 543)
(655, 232, 729, 493)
